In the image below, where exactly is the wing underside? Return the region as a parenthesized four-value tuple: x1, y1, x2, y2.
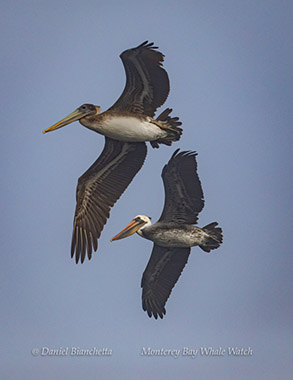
(109, 41, 170, 117)
(141, 244, 191, 319)
(158, 150, 205, 224)
(71, 137, 147, 263)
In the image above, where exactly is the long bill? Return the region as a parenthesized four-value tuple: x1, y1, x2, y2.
(43, 108, 85, 134)
(110, 219, 143, 242)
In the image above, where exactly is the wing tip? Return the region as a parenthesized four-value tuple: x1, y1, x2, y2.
(164, 150, 198, 173)
(71, 227, 97, 264)
(136, 40, 159, 50)
(171, 149, 198, 159)
(120, 40, 162, 59)
(142, 297, 166, 319)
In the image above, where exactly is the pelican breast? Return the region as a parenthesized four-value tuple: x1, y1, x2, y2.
(142, 223, 209, 248)
(81, 114, 167, 142)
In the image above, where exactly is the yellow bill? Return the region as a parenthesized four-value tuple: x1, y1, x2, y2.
(43, 108, 86, 134)
(110, 219, 143, 242)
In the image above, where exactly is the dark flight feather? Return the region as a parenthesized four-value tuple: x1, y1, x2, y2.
(71, 137, 147, 263)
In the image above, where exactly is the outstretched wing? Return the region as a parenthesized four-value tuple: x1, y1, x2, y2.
(158, 150, 204, 224)
(109, 41, 170, 117)
(141, 244, 191, 319)
(71, 138, 147, 263)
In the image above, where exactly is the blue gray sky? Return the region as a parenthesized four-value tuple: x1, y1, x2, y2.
(1, 1, 292, 379)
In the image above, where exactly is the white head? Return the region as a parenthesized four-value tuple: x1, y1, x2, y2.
(110, 215, 152, 241)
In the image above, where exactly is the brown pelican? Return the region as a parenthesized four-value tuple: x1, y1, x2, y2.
(111, 150, 223, 319)
(43, 41, 182, 264)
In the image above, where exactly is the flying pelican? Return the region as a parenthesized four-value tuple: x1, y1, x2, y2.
(43, 41, 182, 264)
(111, 150, 223, 319)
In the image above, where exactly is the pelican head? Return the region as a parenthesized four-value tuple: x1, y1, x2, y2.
(43, 104, 101, 134)
(110, 215, 152, 242)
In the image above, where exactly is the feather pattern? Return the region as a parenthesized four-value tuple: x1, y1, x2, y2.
(71, 137, 147, 263)
(109, 41, 170, 117)
(141, 245, 190, 319)
(158, 150, 204, 224)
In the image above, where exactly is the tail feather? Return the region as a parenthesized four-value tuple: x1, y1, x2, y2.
(199, 222, 223, 253)
(151, 108, 182, 148)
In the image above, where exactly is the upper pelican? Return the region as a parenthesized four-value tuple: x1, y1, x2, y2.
(43, 41, 182, 264)
(111, 150, 223, 319)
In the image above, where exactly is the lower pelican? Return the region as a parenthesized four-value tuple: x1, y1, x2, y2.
(111, 150, 223, 319)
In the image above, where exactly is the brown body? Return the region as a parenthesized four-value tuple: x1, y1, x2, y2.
(43, 41, 182, 263)
(111, 151, 223, 319)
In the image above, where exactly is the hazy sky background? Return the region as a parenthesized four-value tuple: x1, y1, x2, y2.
(1, 1, 292, 379)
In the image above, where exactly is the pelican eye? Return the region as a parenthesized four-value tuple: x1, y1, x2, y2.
(134, 217, 141, 222)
